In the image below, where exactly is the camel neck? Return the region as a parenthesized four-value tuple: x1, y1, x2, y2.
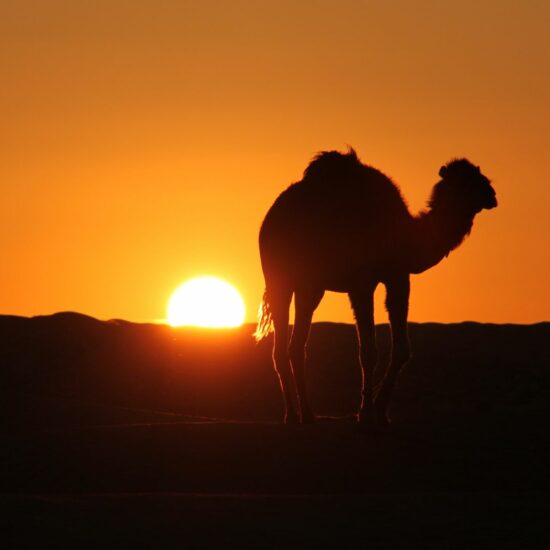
(409, 207, 474, 274)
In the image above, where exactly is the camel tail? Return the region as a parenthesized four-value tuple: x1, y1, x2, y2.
(254, 290, 273, 342)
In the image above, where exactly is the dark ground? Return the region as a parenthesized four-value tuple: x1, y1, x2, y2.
(1, 314, 548, 548)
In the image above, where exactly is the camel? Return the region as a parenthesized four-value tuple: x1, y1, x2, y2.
(255, 148, 497, 428)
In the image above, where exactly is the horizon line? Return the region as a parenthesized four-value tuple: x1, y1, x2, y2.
(0, 310, 548, 327)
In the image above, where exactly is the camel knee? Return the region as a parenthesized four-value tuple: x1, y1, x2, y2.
(273, 347, 289, 363)
(391, 345, 411, 370)
(288, 341, 306, 366)
(272, 346, 291, 371)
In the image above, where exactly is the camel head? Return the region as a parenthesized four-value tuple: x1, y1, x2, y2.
(429, 159, 497, 215)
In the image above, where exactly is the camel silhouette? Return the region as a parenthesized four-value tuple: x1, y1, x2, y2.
(256, 148, 497, 428)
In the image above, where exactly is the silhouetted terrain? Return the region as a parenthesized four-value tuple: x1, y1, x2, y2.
(1, 313, 549, 547)
(1, 312, 548, 428)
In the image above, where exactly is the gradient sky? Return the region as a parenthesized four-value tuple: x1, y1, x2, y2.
(2, 0, 549, 324)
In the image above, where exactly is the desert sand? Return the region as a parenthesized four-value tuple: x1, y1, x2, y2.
(1, 314, 548, 547)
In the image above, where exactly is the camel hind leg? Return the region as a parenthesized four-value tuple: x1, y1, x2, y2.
(289, 288, 324, 423)
(269, 286, 299, 424)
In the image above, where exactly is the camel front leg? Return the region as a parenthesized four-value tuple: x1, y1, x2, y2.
(375, 275, 411, 427)
(349, 285, 378, 428)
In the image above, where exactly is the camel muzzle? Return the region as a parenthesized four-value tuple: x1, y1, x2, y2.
(486, 196, 498, 209)
(484, 192, 498, 209)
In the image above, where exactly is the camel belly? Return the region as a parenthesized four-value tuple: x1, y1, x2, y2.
(259, 205, 410, 289)
(263, 242, 387, 291)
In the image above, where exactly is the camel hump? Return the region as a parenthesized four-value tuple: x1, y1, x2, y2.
(303, 148, 362, 183)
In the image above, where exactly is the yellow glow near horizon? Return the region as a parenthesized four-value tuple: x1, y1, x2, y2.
(167, 277, 246, 328)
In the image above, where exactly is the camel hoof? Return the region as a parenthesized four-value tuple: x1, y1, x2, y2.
(355, 421, 383, 435)
(357, 409, 390, 433)
(377, 414, 392, 428)
(300, 411, 317, 424)
(357, 411, 380, 432)
(284, 411, 300, 425)
(373, 402, 392, 428)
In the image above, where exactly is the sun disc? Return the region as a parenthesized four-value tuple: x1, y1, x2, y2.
(167, 277, 245, 328)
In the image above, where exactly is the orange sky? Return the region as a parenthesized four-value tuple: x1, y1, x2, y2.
(2, 0, 549, 324)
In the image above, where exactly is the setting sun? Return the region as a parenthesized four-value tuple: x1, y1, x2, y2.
(167, 277, 246, 328)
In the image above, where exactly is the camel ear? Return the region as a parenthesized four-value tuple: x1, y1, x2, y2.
(439, 165, 447, 178)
